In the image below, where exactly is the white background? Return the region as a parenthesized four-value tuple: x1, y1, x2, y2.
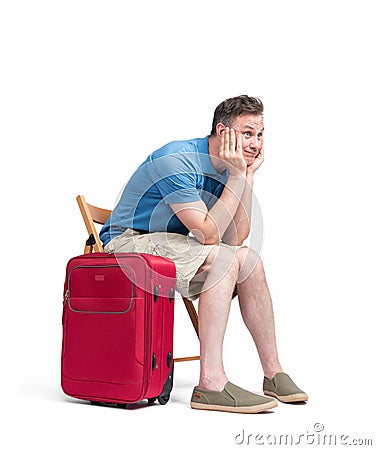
(1, 0, 375, 448)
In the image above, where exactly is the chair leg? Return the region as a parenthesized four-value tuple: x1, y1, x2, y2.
(173, 297, 200, 363)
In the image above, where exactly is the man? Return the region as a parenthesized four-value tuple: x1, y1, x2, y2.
(100, 95, 308, 413)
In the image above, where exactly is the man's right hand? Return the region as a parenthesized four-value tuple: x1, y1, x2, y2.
(219, 127, 247, 177)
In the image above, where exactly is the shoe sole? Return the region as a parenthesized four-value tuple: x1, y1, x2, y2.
(263, 390, 308, 403)
(190, 399, 278, 413)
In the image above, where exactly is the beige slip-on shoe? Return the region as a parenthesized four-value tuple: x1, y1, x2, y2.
(190, 381, 277, 413)
(263, 372, 308, 403)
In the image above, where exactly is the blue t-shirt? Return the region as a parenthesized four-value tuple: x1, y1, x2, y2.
(100, 136, 229, 247)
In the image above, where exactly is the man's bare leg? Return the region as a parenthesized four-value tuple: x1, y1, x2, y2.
(236, 247, 283, 379)
(194, 246, 239, 391)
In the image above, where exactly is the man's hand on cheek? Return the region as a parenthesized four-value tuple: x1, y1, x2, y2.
(219, 127, 247, 176)
(246, 143, 264, 175)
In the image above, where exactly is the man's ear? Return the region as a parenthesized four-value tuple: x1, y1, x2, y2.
(216, 123, 226, 136)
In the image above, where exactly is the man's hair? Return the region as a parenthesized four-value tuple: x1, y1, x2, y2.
(210, 95, 264, 136)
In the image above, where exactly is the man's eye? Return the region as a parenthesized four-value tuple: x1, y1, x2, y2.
(257, 133, 263, 139)
(244, 132, 252, 138)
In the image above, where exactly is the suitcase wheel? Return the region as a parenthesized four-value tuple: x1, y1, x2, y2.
(148, 397, 157, 404)
(157, 394, 170, 405)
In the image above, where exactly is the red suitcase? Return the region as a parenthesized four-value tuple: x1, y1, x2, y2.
(61, 252, 175, 407)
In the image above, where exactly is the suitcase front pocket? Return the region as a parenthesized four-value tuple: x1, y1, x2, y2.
(63, 264, 144, 386)
(63, 296, 145, 386)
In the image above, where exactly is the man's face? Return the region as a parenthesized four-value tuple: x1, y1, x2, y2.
(230, 114, 264, 167)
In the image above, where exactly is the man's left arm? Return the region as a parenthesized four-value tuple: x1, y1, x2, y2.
(221, 144, 264, 246)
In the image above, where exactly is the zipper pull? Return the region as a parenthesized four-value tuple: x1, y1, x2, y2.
(62, 289, 69, 325)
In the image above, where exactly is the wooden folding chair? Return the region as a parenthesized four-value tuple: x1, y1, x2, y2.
(76, 194, 200, 363)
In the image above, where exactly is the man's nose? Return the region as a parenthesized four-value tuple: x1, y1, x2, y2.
(248, 136, 260, 153)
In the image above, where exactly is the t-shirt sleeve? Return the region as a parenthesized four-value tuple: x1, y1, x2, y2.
(145, 153, 201, 204)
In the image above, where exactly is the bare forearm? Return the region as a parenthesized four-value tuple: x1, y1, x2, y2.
(222, 174, 254, 245)
(202, 174, 246, 244)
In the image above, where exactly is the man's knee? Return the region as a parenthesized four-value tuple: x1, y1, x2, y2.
(236, 246, 263, 283)
(198, 245, 239, 277)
